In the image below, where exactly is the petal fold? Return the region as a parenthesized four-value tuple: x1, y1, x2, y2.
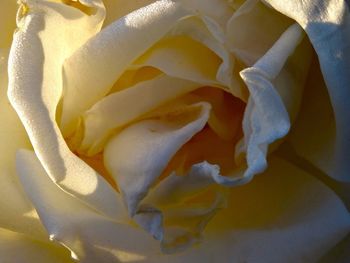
(61, 0, 192, 136)
(237, 23, 309, 180)
(80, 75, 200, 155)
(104, 102, 211, 216)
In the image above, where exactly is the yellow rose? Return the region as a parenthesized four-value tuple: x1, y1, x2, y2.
(0, 0, 349, 262)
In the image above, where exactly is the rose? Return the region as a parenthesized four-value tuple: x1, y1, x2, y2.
(1, 0, 350, 262)
(0, 0, 349, 262)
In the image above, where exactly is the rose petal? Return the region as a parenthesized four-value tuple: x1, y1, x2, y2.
(179, 0, 233, 28)
(264, 0, 350, 182)
(145, 157, 350, 262)
(0, 51, 47, 240)
(227, 0, 293, 66)
(102, 0, 156, 26)
(133, 34, 222, 88)
(104, 102, 211, 216)
(61, 0, 192, 136)
(8, 0, 125, 219)
(137, 16, 246, 100)
(237, 23, 306, 181)
(0, 227, 73, 263)
(15, 149, 350, 262)
(80, 75, 200, 155)
(16, 149, 159, 263)
(145, 162, 237, 206)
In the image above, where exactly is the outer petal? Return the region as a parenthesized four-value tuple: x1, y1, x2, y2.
(17, 150, 350, 262)
(0, 51, 47, 240)
(7, 0, 127, 219)
(264, 0, 350, 182)
(145, 157, 350, 263)
(16, 150, 160, 263)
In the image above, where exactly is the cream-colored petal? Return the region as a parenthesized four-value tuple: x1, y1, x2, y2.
(103, 0, 156, 27)
(264, 0, 350, 182)
(0, 227, 73, 263)
(159, 193, 226, 253)
(80, 75, 200, 156)
(133, 35, 222, 87)
(178, 0, 233, 28)
(61, 0, 192, 136)
(227, 0, 293, 66)
(15, 148, 350, 262)
(144, 162, 230, 252)
(237, 23, 306, 180)
(146, 162, 224, 206)
(0, 52, 46, 240)
(16, 150, 159, 263)
(140, 153, 247, 252)
(8, 0, 125, 219)
(104, 102, 211, 216)
(144, 157, 350, 262)
(162, 16, 246, 100)
(104, 103, 211, 242)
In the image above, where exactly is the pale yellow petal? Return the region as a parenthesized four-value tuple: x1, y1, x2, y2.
(8, 0, 125, 219)
(60, 0, 192, 136)
(0, 52, 46, 240)
(16, 150, 159, 262)
(144, 157, 350, 262)
(237, 23, 310, 181)
(103, 0, 156, 27)
(104, 102, 211, 215)
(80, 75, 200, 155)
(227, 0, 293, 66)
(134, 35, 222, 87)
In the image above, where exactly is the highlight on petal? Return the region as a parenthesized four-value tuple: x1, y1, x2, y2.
(0, 227, 73, 263)
(102, 0, 156, 26)
(237, 23, 308, 180)
(264, 0, 350, 182)
(16, 150, 160, 263)
(8, 0, 124, 219)
(60, 0, 192, 136)
(0, 52, 47, 240)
